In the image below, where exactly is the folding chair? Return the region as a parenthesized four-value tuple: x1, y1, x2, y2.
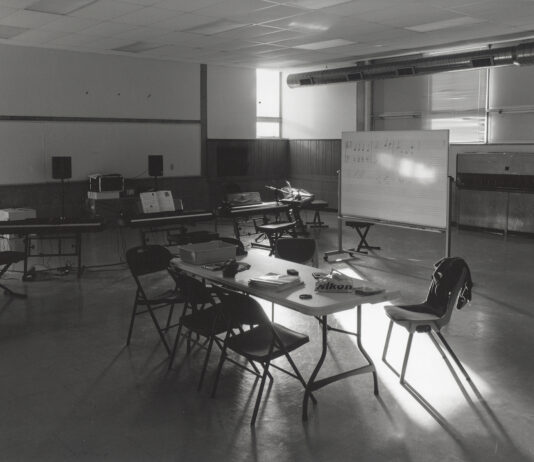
(0, 251, 26, 298)
(125, 245, 183, 355)
(168, 274, 239, 390)
(211, 290, 315, 425)
(382, 257, 475, 397)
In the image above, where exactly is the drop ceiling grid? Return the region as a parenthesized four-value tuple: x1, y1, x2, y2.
(0, 0, 531, 68)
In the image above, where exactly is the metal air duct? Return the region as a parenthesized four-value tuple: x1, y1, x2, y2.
(287, 41, 534, 88)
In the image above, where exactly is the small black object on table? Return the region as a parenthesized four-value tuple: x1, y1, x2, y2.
(345, 221, 380, 255)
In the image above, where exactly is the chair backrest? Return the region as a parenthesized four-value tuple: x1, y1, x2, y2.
(215, 288, 270, 327)
(425, 257, 471, 327)
(175, 274, 214, 307)
(126, 245, 172, 277)
(275, 238, 316, 264)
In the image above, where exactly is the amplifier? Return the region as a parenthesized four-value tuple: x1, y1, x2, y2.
(89, 174, 124, 192)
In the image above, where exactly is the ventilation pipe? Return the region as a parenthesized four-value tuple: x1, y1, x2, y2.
(287, 41, 534, 88)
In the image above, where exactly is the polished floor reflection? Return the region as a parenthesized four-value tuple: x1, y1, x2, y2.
(1, 213, 533, 461)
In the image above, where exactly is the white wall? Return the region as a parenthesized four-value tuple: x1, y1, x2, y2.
(282, 76, 357, 139)
(0, 44, 201, 184)
(207, 65, 256, 139)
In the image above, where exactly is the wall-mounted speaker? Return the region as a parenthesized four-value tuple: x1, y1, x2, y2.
(148, 155, 163, 177)
(52, 156, 72, 180)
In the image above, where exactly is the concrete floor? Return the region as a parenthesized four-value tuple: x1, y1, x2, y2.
(1, 211, 533, 462)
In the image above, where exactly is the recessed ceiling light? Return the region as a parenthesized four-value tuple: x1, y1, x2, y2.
(288, 21, 329, 32)
(113, 41, 165, 53)
(295, 39, 354, 50)
(184, 20, 247, 36)
(406, 16, 484, 33)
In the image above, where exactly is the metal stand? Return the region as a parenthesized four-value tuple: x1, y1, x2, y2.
(323, 171, 355, 262)
(303, 305, 378, 421)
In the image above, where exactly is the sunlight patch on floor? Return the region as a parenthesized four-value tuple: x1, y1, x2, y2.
(331, 263, 490, 428)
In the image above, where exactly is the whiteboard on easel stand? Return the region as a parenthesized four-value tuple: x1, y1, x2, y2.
(341, 130, 449, 230)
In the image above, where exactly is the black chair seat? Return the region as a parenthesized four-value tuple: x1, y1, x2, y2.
(226, 323, 309, 362)
(181, 302, 230, 337)
(384, 304, 440, 324)
(256, 222, 296, 232)
(138, 288, 183, 306)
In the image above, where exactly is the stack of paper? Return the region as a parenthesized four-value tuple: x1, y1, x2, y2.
(249, 273, 303, 292)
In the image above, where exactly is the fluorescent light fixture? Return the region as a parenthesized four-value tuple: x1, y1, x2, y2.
(0, 25, 29, 39)
(26, 0, 98, 15)
(295, 38, 354, 50)
(113, 41, 165, 53)
(288, 21, 329, 32)
(184, 20, 247, 35)
(406, 16, 484, 33)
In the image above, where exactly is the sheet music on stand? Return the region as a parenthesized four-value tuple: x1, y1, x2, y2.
(139, 191, 180, 214)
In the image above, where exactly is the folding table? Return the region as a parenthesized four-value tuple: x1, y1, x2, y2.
(171, 249, 399, 420)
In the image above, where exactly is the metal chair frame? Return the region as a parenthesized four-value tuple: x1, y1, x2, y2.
(382, 267, 477, 398)
(126, 245, 182, 354)
(210, 291, 315, 426)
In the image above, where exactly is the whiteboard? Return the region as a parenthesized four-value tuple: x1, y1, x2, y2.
(341, 130, 449, 229)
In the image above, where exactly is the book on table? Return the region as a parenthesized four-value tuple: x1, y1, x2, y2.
(249, 273, 303, 292)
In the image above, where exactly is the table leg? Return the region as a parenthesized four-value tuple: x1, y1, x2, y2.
(302, 306, 379, 420)
(356, 305, 379, 395)
(302, 314, 328, 421)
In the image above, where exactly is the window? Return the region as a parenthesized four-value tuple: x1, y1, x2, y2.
(373, 69, 487, 143)
(256, 69, 281, 138)
(427, 69, 487, 143)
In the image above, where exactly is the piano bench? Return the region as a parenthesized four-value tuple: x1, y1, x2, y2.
(254, 222, 297, 255)
(345, 221, 380, 255)
(304, 200, 329, 228)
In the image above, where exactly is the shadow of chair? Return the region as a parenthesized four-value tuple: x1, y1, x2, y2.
(382, 257, 476, 403)
(0, 251, 27, 298)
(211, 289, 315, 425)
(125, 245, 184, 355)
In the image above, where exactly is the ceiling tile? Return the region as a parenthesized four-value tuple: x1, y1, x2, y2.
(9, 26, 67, 44)
(153, 12, 215, 31)
(41, 15, 98, 32)
(215, 24, 284, 39)
(234, 5, 308, 24)
(184, 19, 249, 35)
(46, 32, 96, 47)
(0, 10, 61, 28)
(358, 4, 463, 28)
(0, 0, 37, 8)
(78, 20, 138, 37)
(282, 0, 355, 9)
(120, 0, 160, 5)
(153, 0, 222, 13)
(113, 5, 178, 26)
(110, 25, 168, 41)
(69, 0, 142, 20)
(0, 5, 16, 19)
(195, 0, 276, 18)
(0, 24, 28, 38)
